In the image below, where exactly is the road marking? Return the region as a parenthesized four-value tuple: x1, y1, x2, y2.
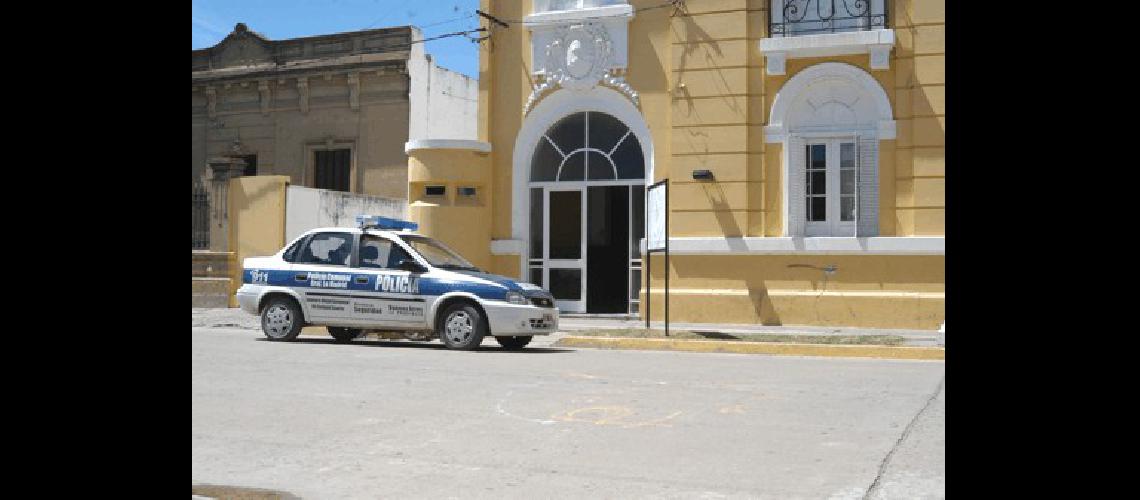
(552, 406, 682, 428)
(563, 371, 602, 380)
(719, 404, 746, 414)
(495, 390, 557, 425)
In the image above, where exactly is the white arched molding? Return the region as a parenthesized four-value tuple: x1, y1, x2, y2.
(508, 86, 654, 277)
(764, 62, 894, 237)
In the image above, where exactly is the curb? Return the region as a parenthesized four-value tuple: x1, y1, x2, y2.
(555, 336, 945, 360)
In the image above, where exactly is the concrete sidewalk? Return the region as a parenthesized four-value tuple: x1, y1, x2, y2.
(193, 308, 942, 347)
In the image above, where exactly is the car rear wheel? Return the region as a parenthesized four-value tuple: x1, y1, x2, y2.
(261, 297, 303, 341)
(438, 303, 486, 350)
(495, 335, 532, 350)
(328, 327, 362, 343)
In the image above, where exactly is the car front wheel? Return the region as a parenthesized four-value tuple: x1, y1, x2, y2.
(261, 297, 303, 341)
(438, 303, 486, 350)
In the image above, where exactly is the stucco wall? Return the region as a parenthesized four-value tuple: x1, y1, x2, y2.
(425, 63, 479, 140)
(642, 253, 944, 329)
(469, 0, 944, 327)
(408, 28, 431, 142)
(193, 22, 477, 202)
(475, 0, 944, 240)
(192, 71, 413, 200)
(891, 0, 945, 235)
(409, 28, 479, 142)
(407, 148, 493, 270)
(229, 176, 290, 306)
(284, 185, 407, 243)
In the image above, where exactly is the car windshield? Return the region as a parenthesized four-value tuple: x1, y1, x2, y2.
(397, 235, 480, 271)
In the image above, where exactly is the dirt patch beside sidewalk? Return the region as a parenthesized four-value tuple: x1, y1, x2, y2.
(569, 328, 907, 346)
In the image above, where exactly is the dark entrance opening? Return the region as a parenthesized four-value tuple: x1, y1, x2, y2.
(237, 154, 258, 176)
(314, 149, 351, 192)
(587, 186, 629, 313)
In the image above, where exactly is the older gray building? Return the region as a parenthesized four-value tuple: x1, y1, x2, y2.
(192, 22, 477, 248)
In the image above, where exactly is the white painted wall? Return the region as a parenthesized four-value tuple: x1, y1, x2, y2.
(407, 27, 431, 142)
(423, 62, 478, 139)
(285, 186, 408, 243)
(407, 29, 478, 141)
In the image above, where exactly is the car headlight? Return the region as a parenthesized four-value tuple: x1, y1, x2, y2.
(505, 291, 528, 305)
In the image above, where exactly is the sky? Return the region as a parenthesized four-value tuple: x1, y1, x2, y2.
(192, 0, 482, 79)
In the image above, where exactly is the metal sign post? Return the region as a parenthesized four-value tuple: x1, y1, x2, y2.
(645, 179, 669, 336)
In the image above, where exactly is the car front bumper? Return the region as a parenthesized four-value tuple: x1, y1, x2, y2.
(235, 285, 260, 315)
(482, 301, 559, 336)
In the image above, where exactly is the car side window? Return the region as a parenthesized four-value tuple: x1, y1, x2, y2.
(296, 232, 352, 266)
(358, 236, 415, 269)
(282, 237, 307, 263)
(358, 236, 394, 269)
(388, 243, 413, 268)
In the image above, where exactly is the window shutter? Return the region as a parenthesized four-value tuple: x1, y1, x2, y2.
(786, 135, 806, 236)
(856, 135, 879, 236)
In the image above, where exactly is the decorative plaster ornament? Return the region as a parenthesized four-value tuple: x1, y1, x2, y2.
(545, 23, 612, 91)
(524, 22, 639, 115)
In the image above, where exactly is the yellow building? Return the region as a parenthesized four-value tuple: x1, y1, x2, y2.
(406, 0, 944, 329)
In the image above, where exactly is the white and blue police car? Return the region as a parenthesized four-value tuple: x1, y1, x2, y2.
(235, 215, 557, 350)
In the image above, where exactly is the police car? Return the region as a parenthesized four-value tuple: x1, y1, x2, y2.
(235, 215, 557, 350)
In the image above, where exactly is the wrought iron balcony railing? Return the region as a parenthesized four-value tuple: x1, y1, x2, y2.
(770, 0, 888, 37)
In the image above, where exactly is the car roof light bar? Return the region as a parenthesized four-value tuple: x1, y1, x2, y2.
(356, 215, 419, 232)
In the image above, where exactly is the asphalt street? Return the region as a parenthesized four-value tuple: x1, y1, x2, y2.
(192, 327, 945, 499)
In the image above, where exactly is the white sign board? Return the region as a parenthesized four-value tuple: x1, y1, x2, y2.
(647, 182, 666, 251)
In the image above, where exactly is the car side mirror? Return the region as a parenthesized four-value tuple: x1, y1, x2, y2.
(397, 259, 426, 273)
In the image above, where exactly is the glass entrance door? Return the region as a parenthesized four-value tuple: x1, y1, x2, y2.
(545, 188, 586, 312)
(527, 110, 648, 315)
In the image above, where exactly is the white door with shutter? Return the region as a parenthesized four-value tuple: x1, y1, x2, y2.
(803, 139, 858, 237)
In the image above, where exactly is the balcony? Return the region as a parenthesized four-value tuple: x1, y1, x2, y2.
(770, 0, 887, 36)
(760, 0, 894, 75)
(527, 0, 632, 25)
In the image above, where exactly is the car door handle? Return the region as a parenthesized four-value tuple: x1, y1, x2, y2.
(295, 273, 308, 281)
(354, 276, 369, 284)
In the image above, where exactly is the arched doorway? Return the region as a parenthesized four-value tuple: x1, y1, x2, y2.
(527, 111, 645, 313)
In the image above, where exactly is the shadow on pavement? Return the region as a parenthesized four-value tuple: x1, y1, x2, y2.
(693, 330, 741, 340)
(256, 337, 576, 353)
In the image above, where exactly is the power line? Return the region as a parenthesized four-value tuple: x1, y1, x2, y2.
(418, 28, 486, 44)
(377, 27, 486, 50)
(360, 0, 409, 30)
(364, 6, 476, 32)
(420, 12, 477, 30)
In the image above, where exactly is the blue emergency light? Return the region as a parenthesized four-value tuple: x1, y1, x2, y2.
(356, 215, 419, 231)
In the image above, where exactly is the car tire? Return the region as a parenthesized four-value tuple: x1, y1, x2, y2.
(438, 302, 486, 350)
(495, 335, 532, 350)
(328, 327, 362, 343)
(261, 297, 303, 341)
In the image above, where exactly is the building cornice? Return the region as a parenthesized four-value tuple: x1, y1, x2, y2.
(192, 53, 408, 85)
(523, 4, 634, 26)
(405, 140, 492, 154)
(193, 22, 414, 77)
(759, 29, 895, 75)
